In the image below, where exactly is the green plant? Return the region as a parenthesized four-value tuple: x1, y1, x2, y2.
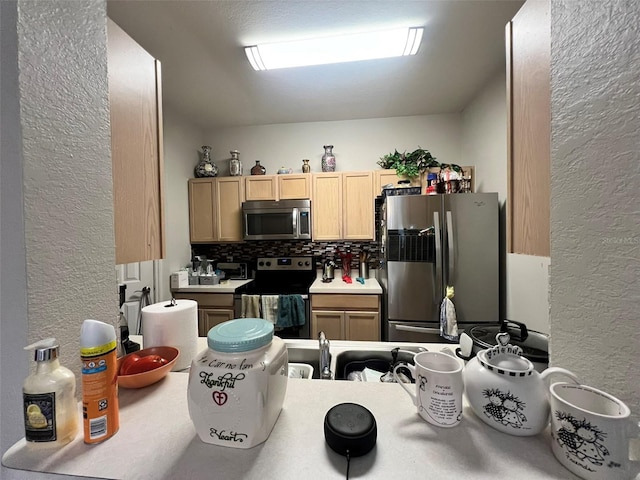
(439, 163, 463, 175)
(377, 147, 439, 178)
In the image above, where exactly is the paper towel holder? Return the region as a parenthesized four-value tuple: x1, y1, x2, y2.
(164, 298, 178, 308)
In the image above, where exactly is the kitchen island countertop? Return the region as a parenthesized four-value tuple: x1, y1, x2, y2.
(2, 338, 591, 480)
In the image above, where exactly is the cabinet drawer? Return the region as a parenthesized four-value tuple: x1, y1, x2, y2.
(312, 294, 378, 310)
(173, 292, 234, 308)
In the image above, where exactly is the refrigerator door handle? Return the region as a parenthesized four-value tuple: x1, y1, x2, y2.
(395, 325, 442, 334)
(446, 210, 455, 283)
(434, 211, 442, 301)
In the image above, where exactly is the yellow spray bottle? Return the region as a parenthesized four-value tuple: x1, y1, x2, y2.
(80, 319, 119, 443)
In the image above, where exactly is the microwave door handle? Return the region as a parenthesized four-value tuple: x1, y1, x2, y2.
(446, 210, 455, 284)
(292, 208, 298, 237)
(433, 211, 442, 302)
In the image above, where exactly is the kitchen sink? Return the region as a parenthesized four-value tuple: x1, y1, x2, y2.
(333, 348, 420, 381)
(286, 347, 331, 380)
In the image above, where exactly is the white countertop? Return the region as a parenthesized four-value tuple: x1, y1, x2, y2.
(2, 379, 581, 480)
(171, 279, 253, 294)
(171, 272, 382, 295)
(309, 270, 382, 295)
(2, 338, 595, 480)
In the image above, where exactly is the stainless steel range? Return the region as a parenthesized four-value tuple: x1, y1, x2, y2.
(234, 256, 316, 339)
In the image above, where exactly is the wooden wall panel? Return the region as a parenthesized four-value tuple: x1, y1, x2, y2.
(507, 0, 551, 256)
(108, 19, 164, 263)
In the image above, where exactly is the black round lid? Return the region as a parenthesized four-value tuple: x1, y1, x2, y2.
(324, 403, 377, 458)
(467, 323, 549, 362)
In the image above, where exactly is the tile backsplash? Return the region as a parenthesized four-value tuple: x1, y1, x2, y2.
(191, 240, 379, 271)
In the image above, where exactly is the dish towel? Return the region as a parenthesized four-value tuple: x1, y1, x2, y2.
(440, 286, 459, 341)
(261, 295, 279, 324)
(276, 295, 306, 328)
(241, 294, 261, 318)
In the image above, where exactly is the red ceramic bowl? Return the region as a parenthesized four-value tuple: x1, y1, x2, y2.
(117, 346, 180, 389)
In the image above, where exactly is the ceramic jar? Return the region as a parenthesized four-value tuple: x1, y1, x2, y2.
(195, 146, 218, 178)
(250, 160, 266, 175)
(229, 150, 242, 176)
(302, 159, 311, 173)
(321, 145, 335, 172)
(463, 332, 578, 436)
(187, 318, 288, 449)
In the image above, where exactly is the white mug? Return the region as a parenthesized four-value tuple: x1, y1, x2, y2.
(393, 351, 464, 428)
(549, 383, 640, 480)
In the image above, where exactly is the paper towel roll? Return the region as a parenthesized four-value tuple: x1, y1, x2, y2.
(142, 299, 198, 371)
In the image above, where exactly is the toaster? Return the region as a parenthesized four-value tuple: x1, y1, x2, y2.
(216, 262, 248, 280)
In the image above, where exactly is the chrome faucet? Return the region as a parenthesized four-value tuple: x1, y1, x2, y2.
(318, 332, 332, 380)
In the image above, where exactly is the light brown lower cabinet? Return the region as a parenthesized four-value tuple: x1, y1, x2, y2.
(172, 292, 235, 336)
(199, 308, 235, 335)
(311, 294, 380, 341)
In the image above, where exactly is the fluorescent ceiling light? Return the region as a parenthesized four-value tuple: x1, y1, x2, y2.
(245, 27, 424, 71)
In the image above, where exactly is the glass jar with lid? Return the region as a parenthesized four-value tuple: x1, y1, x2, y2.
(187, 318, 288, 449)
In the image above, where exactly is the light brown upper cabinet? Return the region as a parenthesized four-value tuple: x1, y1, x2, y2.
(188, 178, 216, 243)
(278, 174, 311, 200)
(312, 173, 343, 240)
(374, 169, 411, 197)
(245, 174, 311, 201)
(245, 176, 278, 201)
(312, 172, 374, 241)
(215, 177, 244, 242)
(188, 177, 244, 243)
(506, 0, 550, 256)
(342, 171, 374, 240)
(108, 19, 165, 265)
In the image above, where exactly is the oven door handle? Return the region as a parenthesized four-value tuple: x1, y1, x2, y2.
(235, 293, 309, 300)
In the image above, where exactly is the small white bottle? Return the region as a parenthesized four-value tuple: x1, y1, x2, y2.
(23, 338, 78, 447)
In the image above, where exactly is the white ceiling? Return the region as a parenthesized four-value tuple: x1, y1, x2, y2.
(106, 0, 524, 130)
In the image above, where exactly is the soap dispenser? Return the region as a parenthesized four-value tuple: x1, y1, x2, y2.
(23, 338, 78, 447)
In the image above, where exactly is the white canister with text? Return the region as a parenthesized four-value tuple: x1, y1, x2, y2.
(187, 318, 288, 449)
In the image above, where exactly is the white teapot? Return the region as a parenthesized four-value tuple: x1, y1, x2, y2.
(463, 332, 578, 436)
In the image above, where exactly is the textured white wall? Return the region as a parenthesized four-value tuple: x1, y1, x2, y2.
(204, 114, 462, 177)
(550, 0, 640, 412)
(1, 0, 116, 464)
(19, 0, 116, 367)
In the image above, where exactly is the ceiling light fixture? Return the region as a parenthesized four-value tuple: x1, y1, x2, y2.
(245, 27, 424, 71)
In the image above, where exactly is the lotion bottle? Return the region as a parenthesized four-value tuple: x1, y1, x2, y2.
(23, 338, 78, 447)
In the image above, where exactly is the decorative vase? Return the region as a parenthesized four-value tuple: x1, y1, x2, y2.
(229, 150, 242, 176)
(194, 145, 218, 178)
(302, 159, 311, 173)
(251, 160, 266, 175)
(321, 145, 335, 172)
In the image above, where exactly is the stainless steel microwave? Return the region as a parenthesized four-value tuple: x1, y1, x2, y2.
(242, 199, 311, 241)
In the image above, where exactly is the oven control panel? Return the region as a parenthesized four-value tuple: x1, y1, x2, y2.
(256, 256, 314, 271)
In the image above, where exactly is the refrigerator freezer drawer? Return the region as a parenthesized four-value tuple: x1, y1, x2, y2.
(388, 321, 443, 343)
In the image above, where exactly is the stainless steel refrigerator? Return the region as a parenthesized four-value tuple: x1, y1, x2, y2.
(379, 193, 499, 342)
